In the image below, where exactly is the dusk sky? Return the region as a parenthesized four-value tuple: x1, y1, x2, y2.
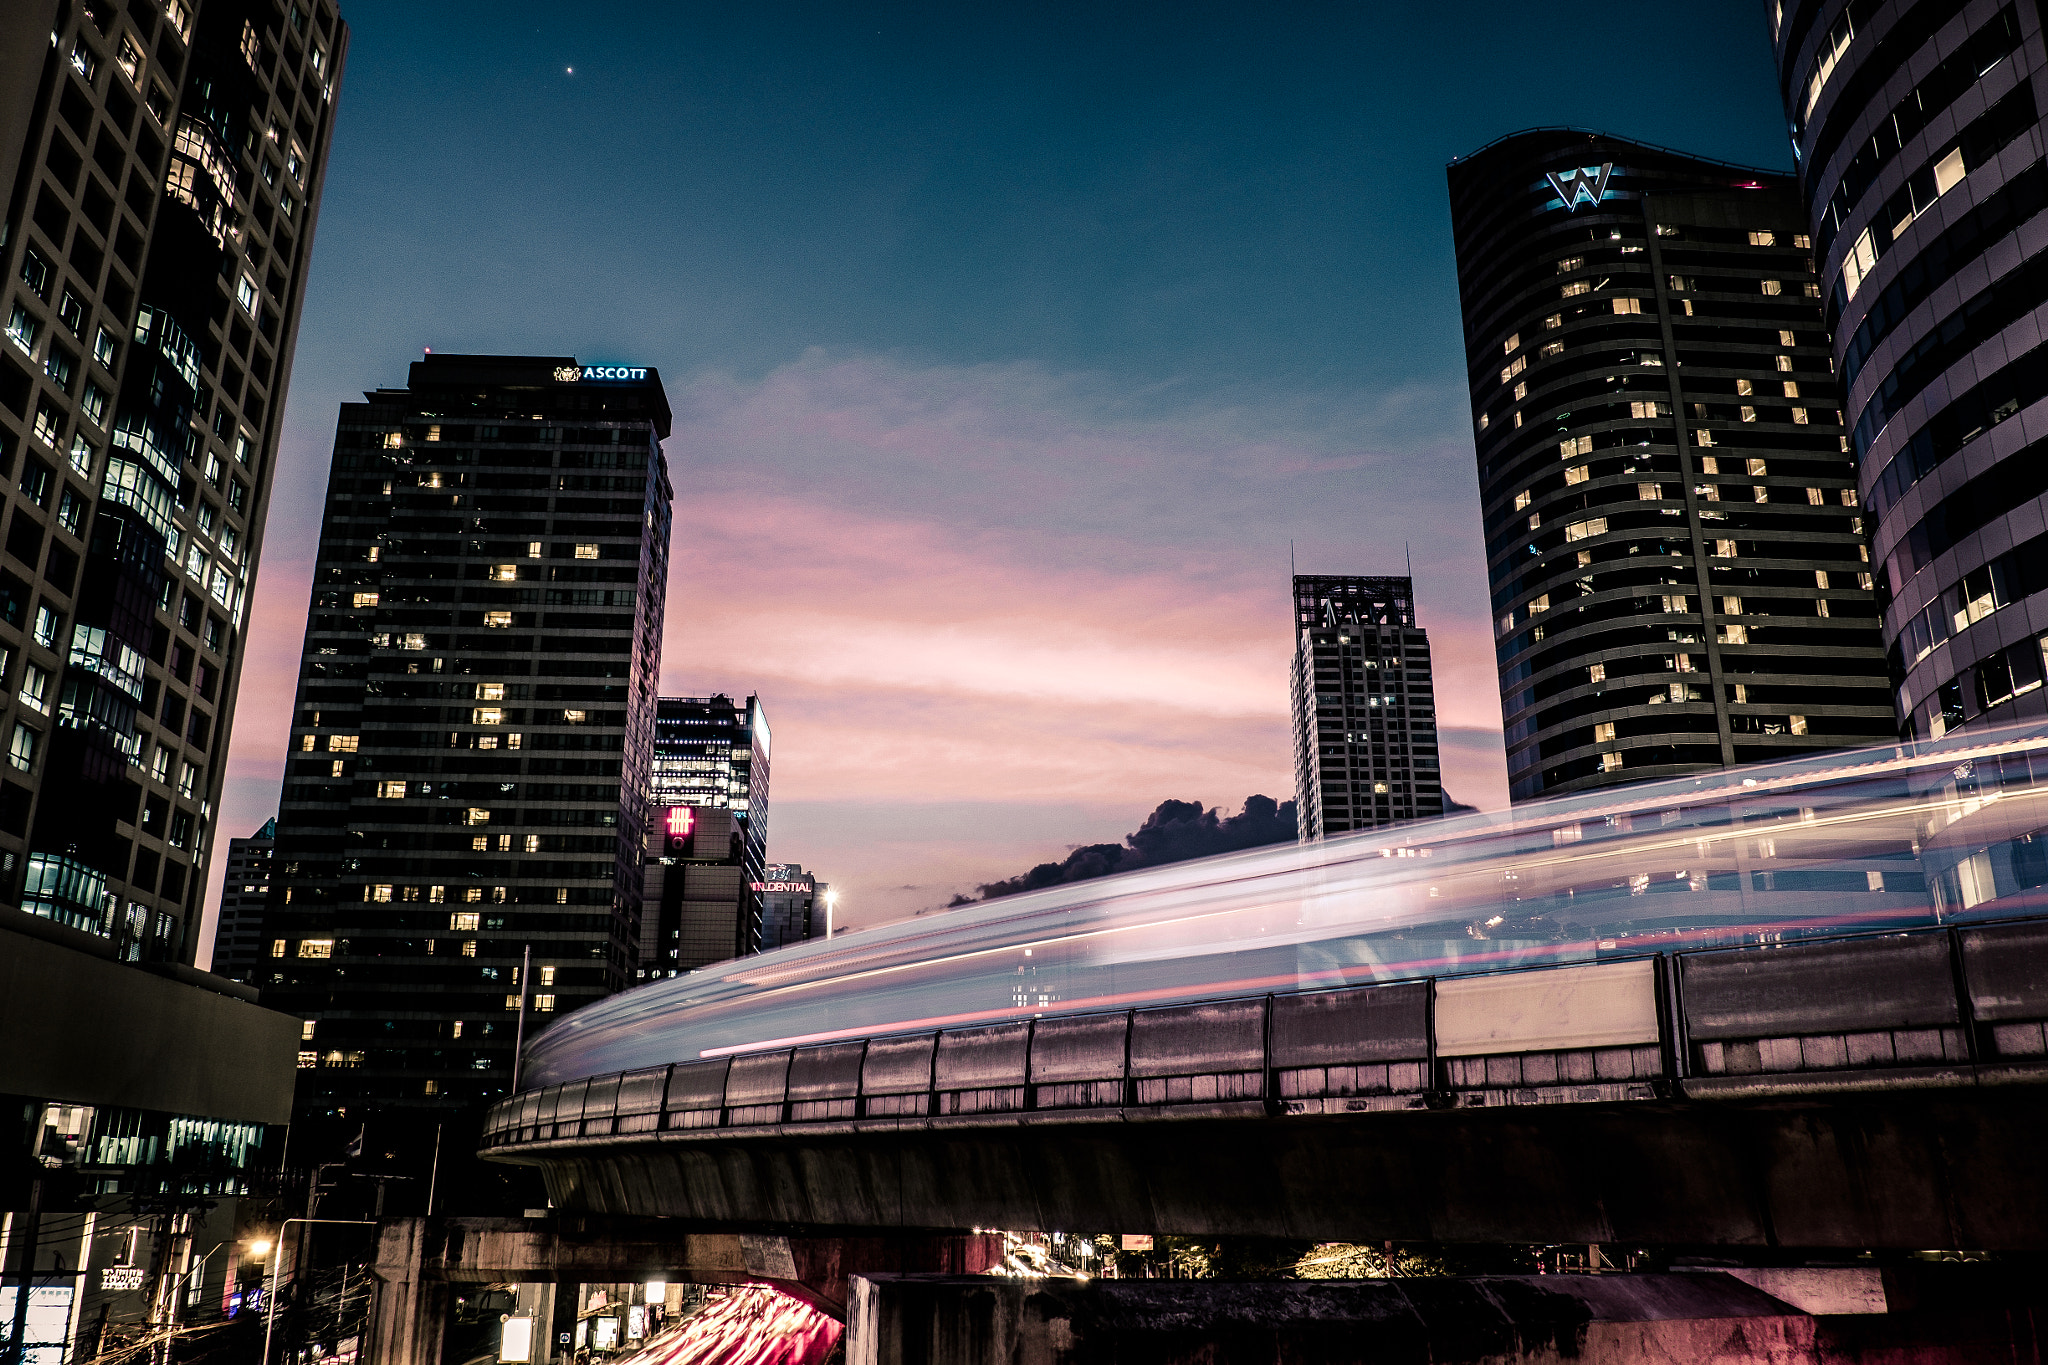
(202, 0, 1793, 949)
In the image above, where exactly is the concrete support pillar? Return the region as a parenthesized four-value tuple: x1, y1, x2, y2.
(366, 1220, 447, 1365)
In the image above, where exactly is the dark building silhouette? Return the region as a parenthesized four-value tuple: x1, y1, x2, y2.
(1768, 2, 2048, 740)
(208, 813, 273, 983)
(1290, 575, 1443, 838)
(0, 0, 345, 960)
(641, 692, 769, 975)
(1449, 130, 1893, 800)
(264, 354, 672, 1129)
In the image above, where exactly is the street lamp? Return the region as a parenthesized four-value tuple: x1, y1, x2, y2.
(258, 1219, 377, 1365)
(822, 889, 838, 941)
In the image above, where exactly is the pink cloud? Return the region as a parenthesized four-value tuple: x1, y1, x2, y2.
(202, 352, 1508, 955)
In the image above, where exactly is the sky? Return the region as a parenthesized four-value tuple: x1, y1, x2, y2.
(200, 0, 1796, 952)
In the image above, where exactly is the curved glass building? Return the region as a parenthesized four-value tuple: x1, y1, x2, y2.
(1770, 2, 2048, 743)
(1449, 130, 1893, 801)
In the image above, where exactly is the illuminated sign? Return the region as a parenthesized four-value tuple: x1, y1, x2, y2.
(1545, 163, 1614, 211)
(100, 1267, 146, 1291)
(553, 365, 649, 383)
(749, 882, 812, 893)
(665, 806, 694, 839)
(498, 1317, 533, 1364)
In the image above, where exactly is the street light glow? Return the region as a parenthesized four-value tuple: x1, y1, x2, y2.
(248, 1239, 273, 1257)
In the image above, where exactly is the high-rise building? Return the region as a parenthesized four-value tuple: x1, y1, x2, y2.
(754, 862, 821, 951)
(0, 0, 345, 960)
(264, 354, 672, 1126)
(1769, 4, 2048, 740)
(641, 692, 768, 975)
(1290, 575, 1443, 839)
(208, 813, 273, 982)
(1448, 130, 1894, 800)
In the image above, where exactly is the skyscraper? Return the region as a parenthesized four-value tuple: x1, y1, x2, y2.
(208, 814, 273, 983)
(264, 354, 672, 1127)
(0, 0, 344, 960)
(641, 692, 768, 974)
(1769, 4, 2048, 740)
(1290, 575, 1443, 839)
(754, 862, 822, 951)
(1448, 130, 1893, 800)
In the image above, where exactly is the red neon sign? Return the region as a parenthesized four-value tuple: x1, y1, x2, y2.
(665, 806, 695, 839)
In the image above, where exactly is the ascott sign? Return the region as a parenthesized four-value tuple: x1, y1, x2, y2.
(552, 364, 649, 382)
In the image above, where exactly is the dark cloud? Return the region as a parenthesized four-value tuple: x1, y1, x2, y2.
(955, 795, 1299, 904)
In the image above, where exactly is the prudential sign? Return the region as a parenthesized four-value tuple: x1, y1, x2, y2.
(1545, 163, 1614, 210)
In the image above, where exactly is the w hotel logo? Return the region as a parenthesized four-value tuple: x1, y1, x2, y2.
(1545, 163, 1614, 210)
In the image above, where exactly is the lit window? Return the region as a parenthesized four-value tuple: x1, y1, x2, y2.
(70, 42, 98, 81)
(465, 807, 491, 825)
(18, 664, 51, 715)
(297, 939, 334, 958)
(484, 611, 513, 627)
(563, 709, 587, 723)
(1600, 752, 1623, 772)
(524, 834, 540, 852)
(327, 734, 359, 752)
(473, 707, 504, 725)
(178, 762, 200, 799)
(1555, 256, 1584, 274)
(1513, 490, 1531, 511)
(1561, 280, 1590, 298)
(528, 541, 543, 558)
(450, 911, 480, 931)
(1594, 722, 1616, 742)
(298, 1051, 318, 1069)
(507, 733, 522, 749)
(8, 724, 35, 772)
(1503, 333, 1519, 355)
(472, 836, 489, 852)
(1564, 465, 1589, 486)
(401, 632, 426, 649)
(372, 885, 395, 902)
(271, 939, 287, 957)
(1790, 715, 1809, 736)
(533, 995, 556, 1013)
(352, 591, 379, 608)
(1611, 297, 1640, 315)
(461, 939, 478, 957)
(6, 305, 37, 355)
(236, 274, 259, 317)
(477, 682, 506, 700)
(490, 564, 518, 581)
(464, 888, 484, 902)
(377, 780, 408, 798)
(1638, 483, 1662, 501)
(575, 543, 599, 559)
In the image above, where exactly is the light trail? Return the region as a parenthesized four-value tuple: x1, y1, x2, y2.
(524, 722, 2048, 1087)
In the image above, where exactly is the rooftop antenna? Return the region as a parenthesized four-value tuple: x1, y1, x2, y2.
(1405, 541, 1413, 580)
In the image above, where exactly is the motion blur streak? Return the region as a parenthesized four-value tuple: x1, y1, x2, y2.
(611, 1288, 841, 1365)
(525, 723, 2048, 1088)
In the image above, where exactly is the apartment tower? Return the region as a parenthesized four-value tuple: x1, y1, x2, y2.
(1290, 574, 1443, 839)
(0, 0, 344, 956)
(1448, 130, 1894, 800)
(264, 354, 672, 1131)
(1770, 2, 2048, 738)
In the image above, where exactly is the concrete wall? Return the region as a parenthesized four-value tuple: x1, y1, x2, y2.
(0, 923, 299, 1122)
(844, 1272, 2048, 1365)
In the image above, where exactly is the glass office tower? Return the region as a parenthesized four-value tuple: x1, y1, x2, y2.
(641, 692, 769, 974)
(265, 354, 672, 1121)
(1769, 2, 2048, 739)
(1449, 130, 1893, 800)
(0, 0, 345, 959)
(1290, 574, 1443, 838)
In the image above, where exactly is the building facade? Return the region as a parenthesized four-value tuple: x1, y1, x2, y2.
(263, 353, 672, 1122)
(1290, 575, 1444, 839)
(0, 0, 344, 960)
(1448, 130, 1894, 800)
(641, 694, 769, 975)
(207, 813, 273, 982)
(1770, 1, 2048, 740)
(754, 862, 821, 951)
